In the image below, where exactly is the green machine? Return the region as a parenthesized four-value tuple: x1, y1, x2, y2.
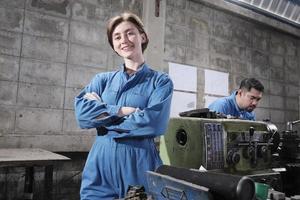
(160, 117, 278, 173)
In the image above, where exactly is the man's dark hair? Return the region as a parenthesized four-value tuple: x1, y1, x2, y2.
(239, 78, 264, 92)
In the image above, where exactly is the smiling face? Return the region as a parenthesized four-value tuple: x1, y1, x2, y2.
(112, 21, 146, 61)
(237, 88, 263, 112)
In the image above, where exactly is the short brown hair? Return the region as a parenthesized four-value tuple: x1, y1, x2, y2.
(106, 11, 149, 52)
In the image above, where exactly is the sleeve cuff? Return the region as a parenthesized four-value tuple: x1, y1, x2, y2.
(106, 105, 121, 116)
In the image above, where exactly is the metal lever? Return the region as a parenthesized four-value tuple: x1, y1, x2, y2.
(249, 126, 254, 138)
(249, 127, 257, 166)
(287, 119, 300, 131)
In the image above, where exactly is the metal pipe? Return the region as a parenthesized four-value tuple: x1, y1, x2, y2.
(287, 119, 300, 131)
(156, 165, 255, 200)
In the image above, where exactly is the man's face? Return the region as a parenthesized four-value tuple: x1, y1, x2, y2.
(238, 88, 263, 112)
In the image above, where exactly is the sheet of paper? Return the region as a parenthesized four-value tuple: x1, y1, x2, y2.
(204, 69, 228, 96)
(170, 91, 197, 117)
(169, 62, 197, 92)
(204, 95, 220, 108)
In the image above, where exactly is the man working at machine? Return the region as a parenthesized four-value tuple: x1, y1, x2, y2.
(208, 78, 264, 120)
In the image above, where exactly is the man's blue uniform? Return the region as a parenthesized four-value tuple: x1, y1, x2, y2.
(208, 91, 255, 120)
(74, 63, 173, 199)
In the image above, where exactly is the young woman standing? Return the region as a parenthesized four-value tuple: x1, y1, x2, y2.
(74, 12, 173, 199)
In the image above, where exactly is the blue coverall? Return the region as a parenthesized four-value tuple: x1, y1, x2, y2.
(74, 63, 173, 199)
(208, 91, 255, 120)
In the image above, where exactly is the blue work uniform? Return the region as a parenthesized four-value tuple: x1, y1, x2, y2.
(208, 91, 255, 120)
(74, 63, 173, 199)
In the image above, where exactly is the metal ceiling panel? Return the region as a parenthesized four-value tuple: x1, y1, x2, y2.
(225, 0, 300, 28)
(262, 1, 270, 9)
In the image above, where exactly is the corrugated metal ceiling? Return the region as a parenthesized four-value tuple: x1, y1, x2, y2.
(225, 0, 300, 28)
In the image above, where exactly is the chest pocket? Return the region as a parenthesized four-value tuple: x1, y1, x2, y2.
(126, 92, 148, 109)
(102, 88, 118, 105)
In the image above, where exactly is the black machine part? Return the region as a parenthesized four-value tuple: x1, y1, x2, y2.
(124, 185, 148, 200)
(156, 165, 255, 200)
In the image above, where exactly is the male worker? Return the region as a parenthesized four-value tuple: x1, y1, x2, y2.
(208, 78, 264, 120)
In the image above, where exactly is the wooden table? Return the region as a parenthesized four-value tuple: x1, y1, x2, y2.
(0, 148, 71, 200)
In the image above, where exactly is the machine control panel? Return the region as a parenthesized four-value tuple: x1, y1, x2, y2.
(204, 123, 225, 169)
(225, 126, 273, 171)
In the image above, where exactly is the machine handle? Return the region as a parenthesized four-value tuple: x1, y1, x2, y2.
(161, 185, 188, 200)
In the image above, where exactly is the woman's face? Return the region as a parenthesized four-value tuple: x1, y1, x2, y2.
(112, 21, 146, 60)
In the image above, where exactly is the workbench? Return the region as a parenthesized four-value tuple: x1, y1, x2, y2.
(0, 148, 70, 200)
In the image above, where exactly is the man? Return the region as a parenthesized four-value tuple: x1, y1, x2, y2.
(208, 78, 264, 120)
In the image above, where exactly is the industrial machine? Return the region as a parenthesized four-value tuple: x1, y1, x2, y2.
(279, 119, 300, 163)
(118, 111, 300, 199)
(160, 117, 278, 174)
(157, 110, 300, 198)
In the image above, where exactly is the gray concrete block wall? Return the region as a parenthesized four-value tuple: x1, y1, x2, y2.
(0, 0, 143, 152)
(164, 0, 300, 131)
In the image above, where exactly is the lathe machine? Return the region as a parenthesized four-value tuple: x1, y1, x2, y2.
(119, 111, 300, 199)
(155, 112, 300, 199)
(159, 117, 278, 174)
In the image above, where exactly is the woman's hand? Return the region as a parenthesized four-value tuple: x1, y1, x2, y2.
(83, 92, 136, 118)
(83, 92, 102, 101)
(118, 107, 136, 117)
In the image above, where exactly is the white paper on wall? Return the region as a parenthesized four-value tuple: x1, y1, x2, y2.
(204, 69, 228, 96)
(170, 91, 197, 117)
(204, 95, 220, 108)
(169, 62, 197, 92)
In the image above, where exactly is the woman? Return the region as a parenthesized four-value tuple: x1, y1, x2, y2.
(74, 11, 173, 199)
